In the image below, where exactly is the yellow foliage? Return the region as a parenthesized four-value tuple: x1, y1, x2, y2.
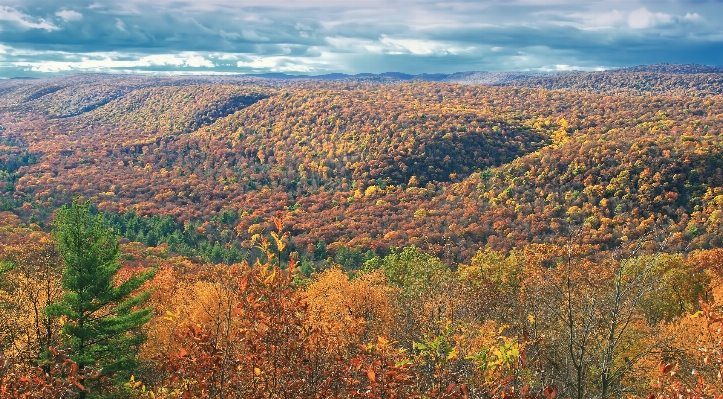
(305, 268, 395, 343)
(413, 208, 427, 218)
(364, 185, 381, 197)
(0, 229, 64, 358)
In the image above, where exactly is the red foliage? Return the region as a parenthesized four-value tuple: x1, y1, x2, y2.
(0, 348, 87, 399)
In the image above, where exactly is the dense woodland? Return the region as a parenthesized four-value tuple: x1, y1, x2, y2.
(2, 65, 723, 398)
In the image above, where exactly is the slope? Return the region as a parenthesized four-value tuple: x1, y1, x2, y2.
(2, 80, 723, 265)
(510, 70, 723, 97)
(79, 85, 273, 134)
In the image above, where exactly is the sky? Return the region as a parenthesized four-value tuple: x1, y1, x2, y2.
(0, 0, 722, 77)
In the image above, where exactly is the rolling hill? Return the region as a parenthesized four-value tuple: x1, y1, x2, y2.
(1, 68, 722, 265)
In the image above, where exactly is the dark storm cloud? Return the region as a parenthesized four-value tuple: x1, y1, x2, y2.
(1, 3, 324, 52)
(0, 0, 721, 77)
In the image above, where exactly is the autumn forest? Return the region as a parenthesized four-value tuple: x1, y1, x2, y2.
(2, 65, 723, 398)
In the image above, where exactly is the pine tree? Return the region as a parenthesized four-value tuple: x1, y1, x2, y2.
(45, 199, 155, 397)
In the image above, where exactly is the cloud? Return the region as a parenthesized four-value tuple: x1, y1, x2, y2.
(236, 56, 318, 72)
(0, 0, 721, 77)
(0, 51, 220, 74)
(628, 8, 673, 29)
(56, 10, 83, 22)
(0, 6, 58, 31)
(240, 30, 269, 41)
(115, 18, 125, 31)
(183, 55, 214, 68)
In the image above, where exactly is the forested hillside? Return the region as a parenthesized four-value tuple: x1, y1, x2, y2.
(2, 75, 722, 264)
(510, 64, 723, 96)
(2, 68, 723, 398)
(0, 74, 277, 117)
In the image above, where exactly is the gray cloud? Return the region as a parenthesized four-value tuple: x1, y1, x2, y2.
(0, 0, 721, 77)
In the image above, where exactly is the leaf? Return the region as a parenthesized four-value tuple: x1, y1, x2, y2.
(366, 368, 376, 383)
(164, 310, 179, 321)
(659, 362, 674, 374)
(690, 310, 704, 319)
(446, 382, 456, 394)
(351, 358, 363, 371)
(273, 211, 284, 232)
(72, 379, 85, 391)
(460, 383, 470, 398)
(254, 367, 262, 376)
(271, 231, 285, 251)
(69, 362, 79, 377)
(543, 386, 557, 399)
(264, 268, 277, 284)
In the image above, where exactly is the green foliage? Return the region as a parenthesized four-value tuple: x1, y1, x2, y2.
(333, 245, 373, 271)
(0, 149, 37, 196)
(103, 210, 244, 265)
(413, 321, 459, 371)
(463, 249, 524, 291)
(299, 259, 315, 277)
(0, 259, 12, 275)
(314, 240, 327, 261)
(45, 199, 155, 395)
(622, 253, 708, 323)
(364, 245, 451, 295)
(0, 259, 13, 313)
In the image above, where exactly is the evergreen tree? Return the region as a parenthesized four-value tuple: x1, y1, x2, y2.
(46, 199, 155, 398)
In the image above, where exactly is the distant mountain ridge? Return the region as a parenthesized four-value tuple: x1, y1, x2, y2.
(1, 64, 722, 119)
(611, 64, 723, 74)
(508, 64, 723, 97)
(248, 64, 723, 83)
(246, 64, 723, 96)
(249, 71, 543, 84)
